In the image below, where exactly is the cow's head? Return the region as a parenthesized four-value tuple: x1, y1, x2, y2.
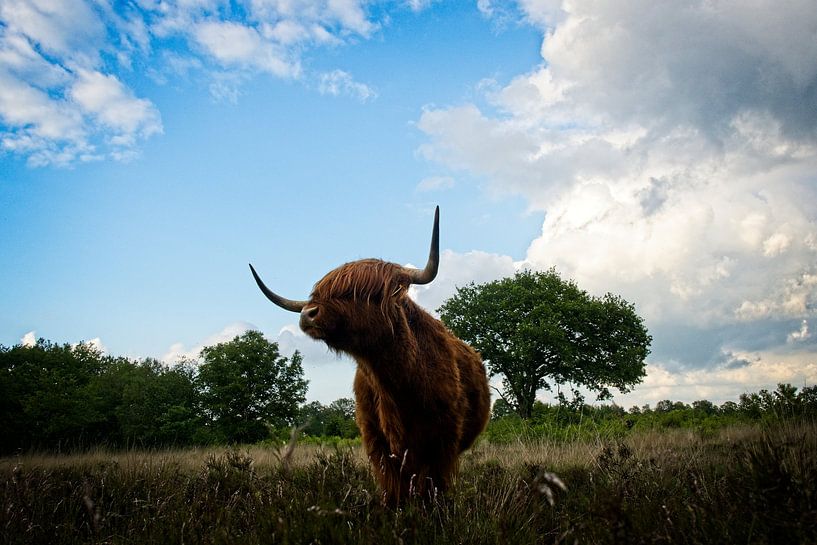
(250, 207, 439, 354)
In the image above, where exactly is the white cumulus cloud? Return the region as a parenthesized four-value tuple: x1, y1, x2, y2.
(0, 1, 163, 166)
(0, 0, 387, 166)
(72, 336, 108, 354)
(409, 249, 519, 316)
(612, 350, 817, 407)
(20, 330, 37, 347)
(70, 69, 163, 145)
(162, 321, 256, 363)
(416, 0, 817, 402)
(193, 20, 300, 78)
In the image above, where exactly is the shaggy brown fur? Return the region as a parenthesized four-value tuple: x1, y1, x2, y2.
(303, 258, 490, 505)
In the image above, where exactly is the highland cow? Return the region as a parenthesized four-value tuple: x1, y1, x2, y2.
(249, 207, 490, 505)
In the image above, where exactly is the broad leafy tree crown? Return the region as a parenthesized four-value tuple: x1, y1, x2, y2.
(438, 269, 651, 418)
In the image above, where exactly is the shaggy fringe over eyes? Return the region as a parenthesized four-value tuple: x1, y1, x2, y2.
(311, 259, 409, 307)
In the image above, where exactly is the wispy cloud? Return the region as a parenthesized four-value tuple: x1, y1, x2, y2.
(406, 0, 434, 13)
(317, 69, 377, 102)
(788, 320, 811, 344)
(416, 176, 455, 192)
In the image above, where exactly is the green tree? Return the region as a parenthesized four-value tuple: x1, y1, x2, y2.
(655, 400, 674, 413)
(799, 385, 817, 415)
(83, 356, 143, 444)
(0, 339, 104, 452)
(739, 392, 762, 418)
(297, 398, 359, 438)
(298, 401, 329, 436)
(772, 383, 799, 418)
(720, 400, 739, 414)
(324, 398, 358, 438)
(439, 269, 651, 419)
(110, 359, 205, 446)
(491, 398, 515, 419)
(692, 399, 718, 415)
(197, 331, 308, 443)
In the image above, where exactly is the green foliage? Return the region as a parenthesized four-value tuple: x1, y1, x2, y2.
(0, 332, 308, 453)
(485, 382, 817, 444)
(196, 330, 308, 444)
(297, 398, 360, 439)
(439, 269, 651, 418)
(486, 400, 630, 444)
(3, 331, 814, 456)
(106, 359, 205, 446)
(0, 339, 104, 451)
(490, 398, 515, 419)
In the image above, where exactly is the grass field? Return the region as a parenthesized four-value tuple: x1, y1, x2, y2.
(2, 421, 815, 544)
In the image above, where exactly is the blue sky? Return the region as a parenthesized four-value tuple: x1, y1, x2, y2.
(2, 0, 816, 407)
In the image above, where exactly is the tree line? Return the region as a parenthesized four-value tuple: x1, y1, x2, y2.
(0, 331, 314, 453)
(2, 331, 814, 453)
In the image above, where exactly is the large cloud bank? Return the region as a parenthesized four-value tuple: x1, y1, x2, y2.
(419, 0, 817, 403)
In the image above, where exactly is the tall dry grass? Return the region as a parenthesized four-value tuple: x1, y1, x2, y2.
(2, 420, 815, 544)
(0, 422, 765, 472)
(0, 442, 369, 473)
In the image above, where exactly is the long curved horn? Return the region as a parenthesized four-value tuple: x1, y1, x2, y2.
(404, 205, 440, 285)
(249, 264, 307, 313)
